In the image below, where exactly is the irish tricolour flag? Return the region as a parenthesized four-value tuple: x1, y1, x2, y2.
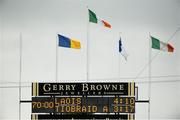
(88, 9, 111, 28)
(151, 36, 174, 52)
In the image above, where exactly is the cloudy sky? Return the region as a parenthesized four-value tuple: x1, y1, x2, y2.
(0, 0, 180, 119)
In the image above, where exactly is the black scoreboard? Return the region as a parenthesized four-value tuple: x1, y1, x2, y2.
(31, 82, 135, 120)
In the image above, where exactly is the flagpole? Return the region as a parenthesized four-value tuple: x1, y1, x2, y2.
(118, 32, 121, 117)
(148, 32, 152, 120)
(86, 6, 89, 82)
(19, 33, 22, 120)
(118, 32, 121, 79)
(56, 34, 58, 82)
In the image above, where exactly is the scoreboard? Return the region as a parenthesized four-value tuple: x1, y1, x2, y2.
(31, 82, 135, 120)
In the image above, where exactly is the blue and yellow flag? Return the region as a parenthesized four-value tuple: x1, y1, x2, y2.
(58, 34, 81, 49)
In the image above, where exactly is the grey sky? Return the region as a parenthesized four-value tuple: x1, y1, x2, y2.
(0, 0, 180, 119)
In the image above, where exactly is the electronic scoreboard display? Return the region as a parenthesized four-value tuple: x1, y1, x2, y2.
(31, 82, 135, 120)
(32, 97, 135, 113)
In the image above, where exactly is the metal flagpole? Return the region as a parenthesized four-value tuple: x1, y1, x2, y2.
(19, 33, 22, 120)
(85, 7, 89, 116)
(118, 32, 121, 79)
(148, 32, 152, 120)
(56, 34, 58, 82)
(118, 32, 121, 117)
(86, 6, 89, 82)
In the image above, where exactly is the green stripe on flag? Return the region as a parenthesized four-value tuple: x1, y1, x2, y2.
(151, 36, 160, 50)
(89, 9, 98, 23)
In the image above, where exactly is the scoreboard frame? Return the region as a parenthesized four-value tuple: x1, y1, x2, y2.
(31, 82, 135, 120)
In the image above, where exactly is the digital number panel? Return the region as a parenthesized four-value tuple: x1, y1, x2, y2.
(32, 97, 135, 113)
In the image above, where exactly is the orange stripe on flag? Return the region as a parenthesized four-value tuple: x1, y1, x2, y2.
(101, 20, 111, 28)
(167, 44, 174, 52)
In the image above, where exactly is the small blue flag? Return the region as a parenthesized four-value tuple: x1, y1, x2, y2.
(119, 37, 128, 61)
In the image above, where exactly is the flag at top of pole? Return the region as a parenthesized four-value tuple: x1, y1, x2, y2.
(151, 36, 174, 52)
(88, 9, 111, 28)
